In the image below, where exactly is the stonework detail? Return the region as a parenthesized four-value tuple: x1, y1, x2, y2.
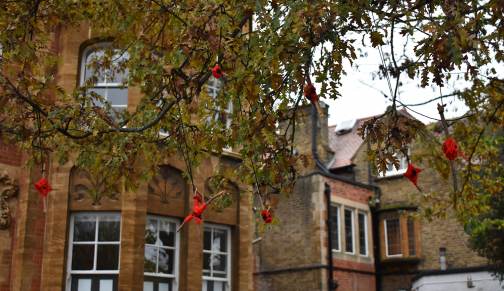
(70, 167, 120, 206)
(147, 166, 184, 204)
(0, 171, 18, 230)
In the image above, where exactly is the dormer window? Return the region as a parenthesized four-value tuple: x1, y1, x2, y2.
(335, 118, 357, 135)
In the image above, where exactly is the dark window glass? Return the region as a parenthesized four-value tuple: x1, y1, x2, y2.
(330, 205, 339, 251)
(203, 228, 212, 251)
(96, 245, 120, 270)
(72, 244, 94, 270)
(386, 218, 402, 256)
(74, 216, 96, 242)
(70, 275, 118, 291)
(358, 213, 367, 255)
(145, 219, 158, 245)
(159, 220, 175, 247)
(158, 249, 174, 274)
(345, 209, 353, 253)
(98, 215, 121, 242)
(407, 219, 416, 256)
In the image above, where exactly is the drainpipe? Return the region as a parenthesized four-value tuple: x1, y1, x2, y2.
(312, 104, 329, 173)
(368, 139, 382, 291)
(325, 181, 339, 291)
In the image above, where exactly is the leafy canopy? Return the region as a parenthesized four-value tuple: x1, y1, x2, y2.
(2, 0, 504, 234)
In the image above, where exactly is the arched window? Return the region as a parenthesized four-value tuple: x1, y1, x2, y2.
(80, 43, 129, 111)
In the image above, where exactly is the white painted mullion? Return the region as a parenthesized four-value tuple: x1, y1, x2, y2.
(93, 217, 99, 271)
(156, 219, 160, 274)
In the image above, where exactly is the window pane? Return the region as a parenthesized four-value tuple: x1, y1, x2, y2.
(143, 281, 154, 291)
(108, 65, 128, 84)
(204, 228, 212, 251)
(211, 254, 227, 278)
(159, 283, 169, 291)
(407, 219, 416, 256)
(330, 206, 339, 251)
(158, 248, 174, 274)
(98, 215, 121, 242)
(107, 88, 128, 106)
(77, 279, 92, 291)
(159, 221, 175, 247)
(203, 252, 211, 273)
(96, 245, 120, 270)
(145, 219, 158, 245)
(358, 213, 366, 255)
(72, 244, 94, 270)
(144, 246, 157, 273)
(213, 229, 227, 252)
(99, 279, 113, 291)
(203, 280, 225, 291)
(89, 88, 106, 107)
(73, 215, 96, 242)
(386, 218, 402, 256)
(345, 210, 353, 253)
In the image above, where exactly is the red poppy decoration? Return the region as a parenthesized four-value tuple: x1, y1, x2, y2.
(183, 192, 207, 225)
(261, 210, 272, 224)
(403, 163, 422, 185)
(442, 138, 467, 160)
(211, 64, 223, 79)
(34, 178, 52, 196)
(303, 84, 318, 102)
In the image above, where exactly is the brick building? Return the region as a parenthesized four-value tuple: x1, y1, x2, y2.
(330, 108, 500, 291)
(253, 104, 377, 291)
(0, 22, 253, 291)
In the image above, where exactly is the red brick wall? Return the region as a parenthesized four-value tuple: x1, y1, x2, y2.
(0, 142, 22, 167)
(323, 177, 374, 205)
(332, 270, 376, 291)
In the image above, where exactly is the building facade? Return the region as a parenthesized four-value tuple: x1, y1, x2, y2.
(0, 22, 253, 291)
(253, 104, 377, 291)
(330, 108, 500, 291)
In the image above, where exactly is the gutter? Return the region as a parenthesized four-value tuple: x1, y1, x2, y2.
(253, 264, 376, 276)
(311, 103, 329, 173)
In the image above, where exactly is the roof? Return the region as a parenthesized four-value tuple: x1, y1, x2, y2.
(328, 108, 414, 169)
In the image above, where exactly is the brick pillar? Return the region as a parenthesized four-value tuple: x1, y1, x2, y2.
(117, 184, 148, 290)
(183, 182, 204, 291)
(11, 155, 46, 291)
(235, 191, 253, 291)
(40, 157, 72, 290)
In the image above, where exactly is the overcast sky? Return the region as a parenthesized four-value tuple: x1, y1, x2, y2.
(318, 32, 473, 127)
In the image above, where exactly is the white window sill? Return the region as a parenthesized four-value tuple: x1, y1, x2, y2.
(375, 169, 407, 179)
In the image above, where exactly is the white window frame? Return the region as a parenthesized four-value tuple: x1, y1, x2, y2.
(344, 208, 355, 254)
(330, 204, 341, 252)
(358, 212, 368, 256)
(143, 214, 181, 291)
(202, 223, 232, 291)
(66, 212, 122, 291)
(80, 42, 129, 110)
(384, 150, 409, 177)
(384, 218, 403, 258)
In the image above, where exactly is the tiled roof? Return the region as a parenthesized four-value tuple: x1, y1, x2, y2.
(328, 108, 413, 169)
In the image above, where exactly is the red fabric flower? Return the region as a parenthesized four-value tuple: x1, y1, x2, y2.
(261, 210, 272, 224)
(183, 192, 207, 224)
(211, 64, 223, 79)
(303, 84, 318, 102)
(34, 178, 52, 196)
(442, 138, 467, 160)
(403, 163, 422, 185)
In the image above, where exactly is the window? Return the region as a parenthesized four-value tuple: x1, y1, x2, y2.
(67, 213, 121, 291)
(385, 218, 402, 257)
(385, 151, 408, 176)
(407, 219, 416, 256)
(81, 43, 129, 111)
(144, 215, 180, 291)
(206, 77, 232, 129)
(203, 224, 231, 291)
(344, 209, 354, 254)
(358, 212, 368, 256)
(330, 205, 340, 251)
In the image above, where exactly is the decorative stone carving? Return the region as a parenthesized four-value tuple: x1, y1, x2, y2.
(0, 171, 18, 230)
(70, 168, 120, 206)
(148, 166, 184, 204)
